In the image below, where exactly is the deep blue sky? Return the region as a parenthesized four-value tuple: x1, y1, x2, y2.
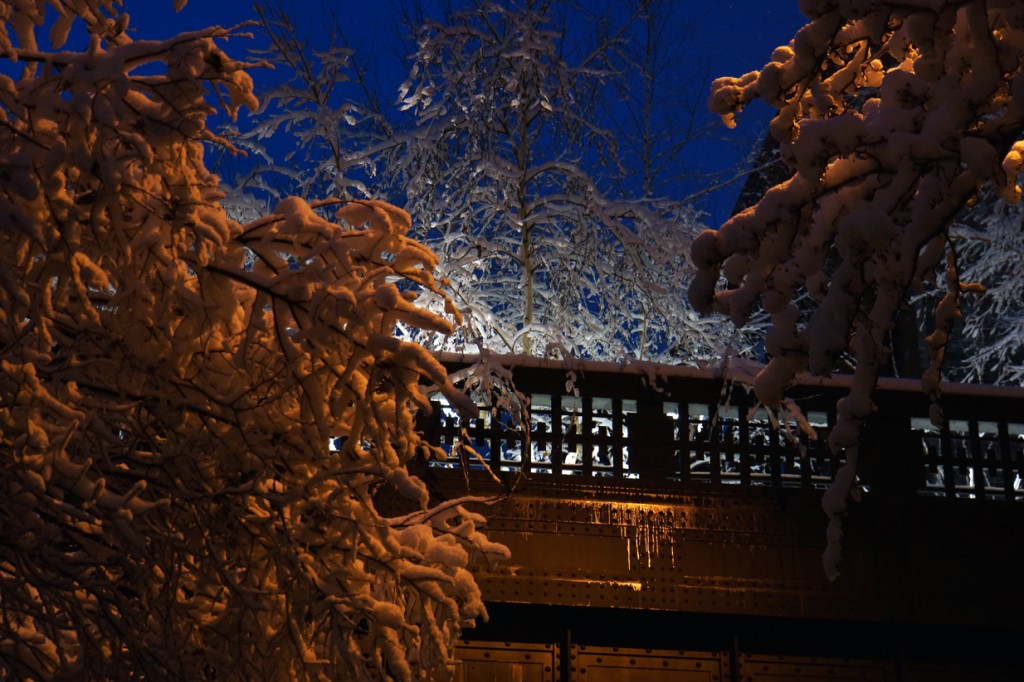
(128, 1, 805, 82)
(125, 0, 808, 227)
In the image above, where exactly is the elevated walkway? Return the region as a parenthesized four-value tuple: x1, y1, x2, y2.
(411, 355, 1024, 680)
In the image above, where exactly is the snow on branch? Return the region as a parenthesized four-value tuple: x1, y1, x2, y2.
(692, 0, 1024, 578)
(0, 4, 504, 680)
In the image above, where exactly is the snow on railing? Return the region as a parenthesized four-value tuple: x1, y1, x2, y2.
(418, 354, 1024, 501)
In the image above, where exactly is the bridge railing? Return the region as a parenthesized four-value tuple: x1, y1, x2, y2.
(418, 354, 1024, 501)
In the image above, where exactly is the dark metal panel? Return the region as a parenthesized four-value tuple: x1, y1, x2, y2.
(738, 654, 892, 681)
(454, 641, 559, 682)
(433, 480, 1024, 628)
(466, 491, 884, 621)
(901, 663, 1020, 682)
(571, 645, 727, 682)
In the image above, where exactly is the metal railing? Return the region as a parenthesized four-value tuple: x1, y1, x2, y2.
(419, 354, 1024, 501)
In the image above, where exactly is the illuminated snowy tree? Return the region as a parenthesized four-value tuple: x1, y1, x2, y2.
(691, 0, 1024, 576)
(0, 2, 505, 679)
(394, 0, 731, 360)
(235, 0, 756, 363)
(943, 192, 1024, 384)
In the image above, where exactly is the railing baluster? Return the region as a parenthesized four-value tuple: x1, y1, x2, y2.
(582, 395, 593, 477)
(670, 408, 682, 478)
(941, 424, 956, 499)
(506, 417, 519, 472)
(1016, 439, 1024, 502)
(612, 397, 624, 479)
(552, 394, 563, 475)
(784, 432, 796, 483)
(489, 401, 501, 471)
(770, 426, 782, 489)
(528, 393, 544, 473)
(999, 421, 1014, 502)
(969, 420, 985, 499)
(709, 411, 722, 485)
(800, 429, 813, 490)
(739, 402, 751, 487)
(528, 417, 544, 476)
(679, 403, 692, 484)
(827, 410, 841, 483)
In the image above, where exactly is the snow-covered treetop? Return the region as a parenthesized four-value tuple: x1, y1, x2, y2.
(223, 1, 394, 206)
(691, 0, 1024, 577)
(214, 0, 766, 365)
(383, 0, 753, 362)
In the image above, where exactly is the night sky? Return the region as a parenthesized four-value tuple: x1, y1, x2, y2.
(126, 0, 808, 227)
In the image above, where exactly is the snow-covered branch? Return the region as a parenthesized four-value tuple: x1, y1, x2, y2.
(0, 4, 504, 679)
(692, 0, 1024, 577)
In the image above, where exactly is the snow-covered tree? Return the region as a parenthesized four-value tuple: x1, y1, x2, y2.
(391, 0, 747, 361)
(234, 0, 755, 363)
(942, 192, 1024, 384)
(219, 0, 394, 207)
(692, 0, 1024, 576)
(0, 2, 505, 679)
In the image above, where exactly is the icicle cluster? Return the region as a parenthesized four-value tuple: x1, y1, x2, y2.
(692, 0, 1024, 578)
(0, 2, 506, 679)
(603, 503, 679, 571)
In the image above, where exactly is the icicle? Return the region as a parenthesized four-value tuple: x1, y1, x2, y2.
(594, 500, 683, 572)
